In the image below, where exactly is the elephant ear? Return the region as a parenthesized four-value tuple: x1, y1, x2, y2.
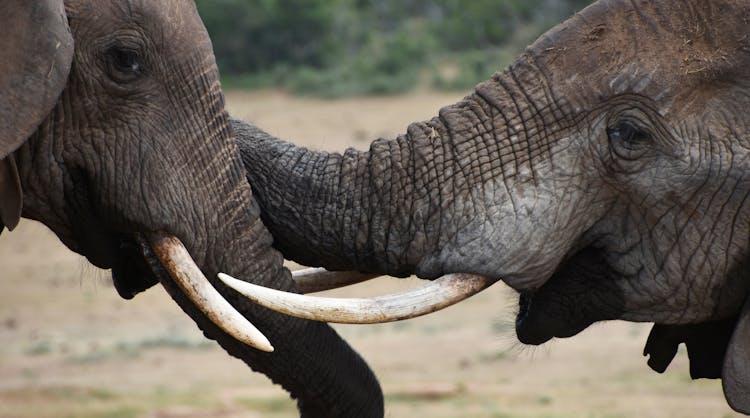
(0, 0, 73, 232)
(723, 295, 750, 414)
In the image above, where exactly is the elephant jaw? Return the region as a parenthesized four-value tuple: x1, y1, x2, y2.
(139, 231, 274, 352)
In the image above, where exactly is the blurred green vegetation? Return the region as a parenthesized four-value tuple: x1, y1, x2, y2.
(196, 0, 591, 96)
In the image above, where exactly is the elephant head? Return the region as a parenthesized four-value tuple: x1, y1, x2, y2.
(231, 0, 750, 413)
(0, 0, 383, 416)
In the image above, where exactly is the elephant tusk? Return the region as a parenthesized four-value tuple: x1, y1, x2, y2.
(218, 272, 499, 324)
(148, 232, 274, 352)
(292, 268, 380, 293)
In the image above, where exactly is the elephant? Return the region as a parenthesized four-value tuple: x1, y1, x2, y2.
(228, 0, 750, 413)
(0, 1, 383, 416)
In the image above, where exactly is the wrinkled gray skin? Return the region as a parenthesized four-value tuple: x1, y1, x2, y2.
(235, 0, 750, 412)
(0, 1, 382, 416)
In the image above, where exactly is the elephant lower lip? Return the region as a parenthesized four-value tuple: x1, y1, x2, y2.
(515, 292, 531, 330)
(111, 235, 159, 299)
(515, 292, 554, 345)
(515, 319, 554, 345)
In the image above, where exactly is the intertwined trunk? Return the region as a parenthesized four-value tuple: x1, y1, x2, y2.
(144, 125, 385, 416)
(237, 115, 450, 277)
(236, 57, 563, 282)
(153, 189, 383, 416)
(163, 125, 384, 415)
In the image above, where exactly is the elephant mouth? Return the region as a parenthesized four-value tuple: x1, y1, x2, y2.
(79, 229, 275, 352)
(514, 284, 588, 346)
(110, 235, 159, 299)
(77, 231, 157, 300)
(69, 224, 158, 299)
(514, 290, 579, 345)
(514, 246, 624, 345)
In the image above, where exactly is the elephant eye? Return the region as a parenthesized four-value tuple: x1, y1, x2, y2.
(606, 121, 652, 162)
(606, 121, 649, 145)
(105, 45, 144, 83)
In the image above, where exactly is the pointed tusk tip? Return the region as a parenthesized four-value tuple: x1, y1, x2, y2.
(245, 335, 274, 353)
(147, 235, 275, 354)
(257, 342, 274, 353)
(217, 273, 274, 352)
(218, 272, 244, 288)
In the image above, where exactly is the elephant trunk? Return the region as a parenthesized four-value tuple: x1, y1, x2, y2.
(234, 111, 473, 279)
(235, 57, 560, 288)
(235, 119, 430, 277)
(148, 177, 384, 417)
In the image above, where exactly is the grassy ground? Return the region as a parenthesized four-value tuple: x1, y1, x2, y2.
(0, 90, 738, 418)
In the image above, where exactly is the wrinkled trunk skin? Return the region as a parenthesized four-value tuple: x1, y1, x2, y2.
(152, 159, 384, 416)
(235, 58, 586, 291)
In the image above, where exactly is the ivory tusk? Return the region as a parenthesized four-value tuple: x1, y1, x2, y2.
(292, 268, 380, 293)
(218, 272, 498, 324)
(149, 232, 274, 352)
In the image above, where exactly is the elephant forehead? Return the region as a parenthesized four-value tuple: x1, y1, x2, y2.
(527, 0, 750, 110)
(136, 0, 212, 50)
(65, 0, 213, 57)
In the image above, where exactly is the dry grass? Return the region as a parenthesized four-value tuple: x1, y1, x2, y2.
(0, 90, 738, 418)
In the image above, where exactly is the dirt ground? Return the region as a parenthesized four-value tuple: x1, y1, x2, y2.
(0, 90, 738, 418)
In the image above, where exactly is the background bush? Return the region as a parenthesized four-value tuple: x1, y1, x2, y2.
(196, 0, 591, 96)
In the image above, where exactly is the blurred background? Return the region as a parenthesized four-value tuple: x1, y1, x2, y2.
(0, 1, 739, 417)
(196, 0, 590, 97)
